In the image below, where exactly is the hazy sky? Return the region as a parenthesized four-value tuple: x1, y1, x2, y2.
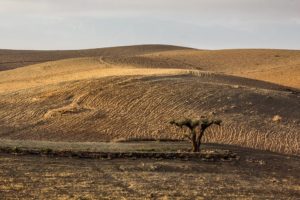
(0, 0, 299, 50)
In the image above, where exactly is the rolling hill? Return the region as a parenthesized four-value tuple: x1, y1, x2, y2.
(0, 45, 299, 155)
(0, 45, 190, 71)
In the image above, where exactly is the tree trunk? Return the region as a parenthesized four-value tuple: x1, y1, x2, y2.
(196, 130, 205, 152)
(191, 129, 198, 152)
(196, 141, 201, 152)
(192, 141, 198, 152)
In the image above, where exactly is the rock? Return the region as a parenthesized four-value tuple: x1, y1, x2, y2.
(258, 160, 266, 165)
(208, 111, 216, 116)
(230, 105, 237, 109)
(272, 115, 282, 122)
(148, 193, 155, 198)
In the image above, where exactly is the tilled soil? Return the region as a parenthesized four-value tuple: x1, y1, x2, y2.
(1, 74, 299, 155)
(0, 144, 299, 199)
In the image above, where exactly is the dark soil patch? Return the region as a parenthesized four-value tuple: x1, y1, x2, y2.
(0, 146, 237, 161)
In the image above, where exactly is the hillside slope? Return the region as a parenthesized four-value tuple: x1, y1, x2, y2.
(105, 49, 300, 88)
(0, 45, 299, 155)
(0, 57, 186, 93)
(0, 61, 299, 154)
(1, 45, 299, 88)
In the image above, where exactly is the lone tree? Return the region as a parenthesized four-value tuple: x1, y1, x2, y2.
(170, 118, 221, 152)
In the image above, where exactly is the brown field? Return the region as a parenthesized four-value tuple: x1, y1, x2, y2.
(0, 45, 299, 154)
(0, 143, 299, 199)
(0, 44, 299, 198)
(0, 45, 189, 71)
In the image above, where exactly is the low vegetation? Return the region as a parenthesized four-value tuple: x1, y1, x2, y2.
(0, 142, 237, 161)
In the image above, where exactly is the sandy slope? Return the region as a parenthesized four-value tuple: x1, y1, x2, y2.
(106, 49, 300, 88)
(0, 57, 187, 93)
(1, 46, 299, 88)
(0, 45, 299, 155)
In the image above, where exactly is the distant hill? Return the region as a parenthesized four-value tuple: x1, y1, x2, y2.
(105, 48, 300, 88)
(0, 44, 190, 71)
(1, 45, 299, 88)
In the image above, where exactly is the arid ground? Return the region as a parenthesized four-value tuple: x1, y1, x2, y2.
(0, 45, 299, 199)
(0, 45, 299, 154)
(0, 143, 299, 199)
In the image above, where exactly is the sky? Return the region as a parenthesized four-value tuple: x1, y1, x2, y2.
(0, 0, 299, 50)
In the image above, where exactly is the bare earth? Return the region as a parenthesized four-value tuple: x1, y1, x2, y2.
(0, 143, 299, 199)
(0, 53, 299, 154)
(0, 44, 299, 198)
